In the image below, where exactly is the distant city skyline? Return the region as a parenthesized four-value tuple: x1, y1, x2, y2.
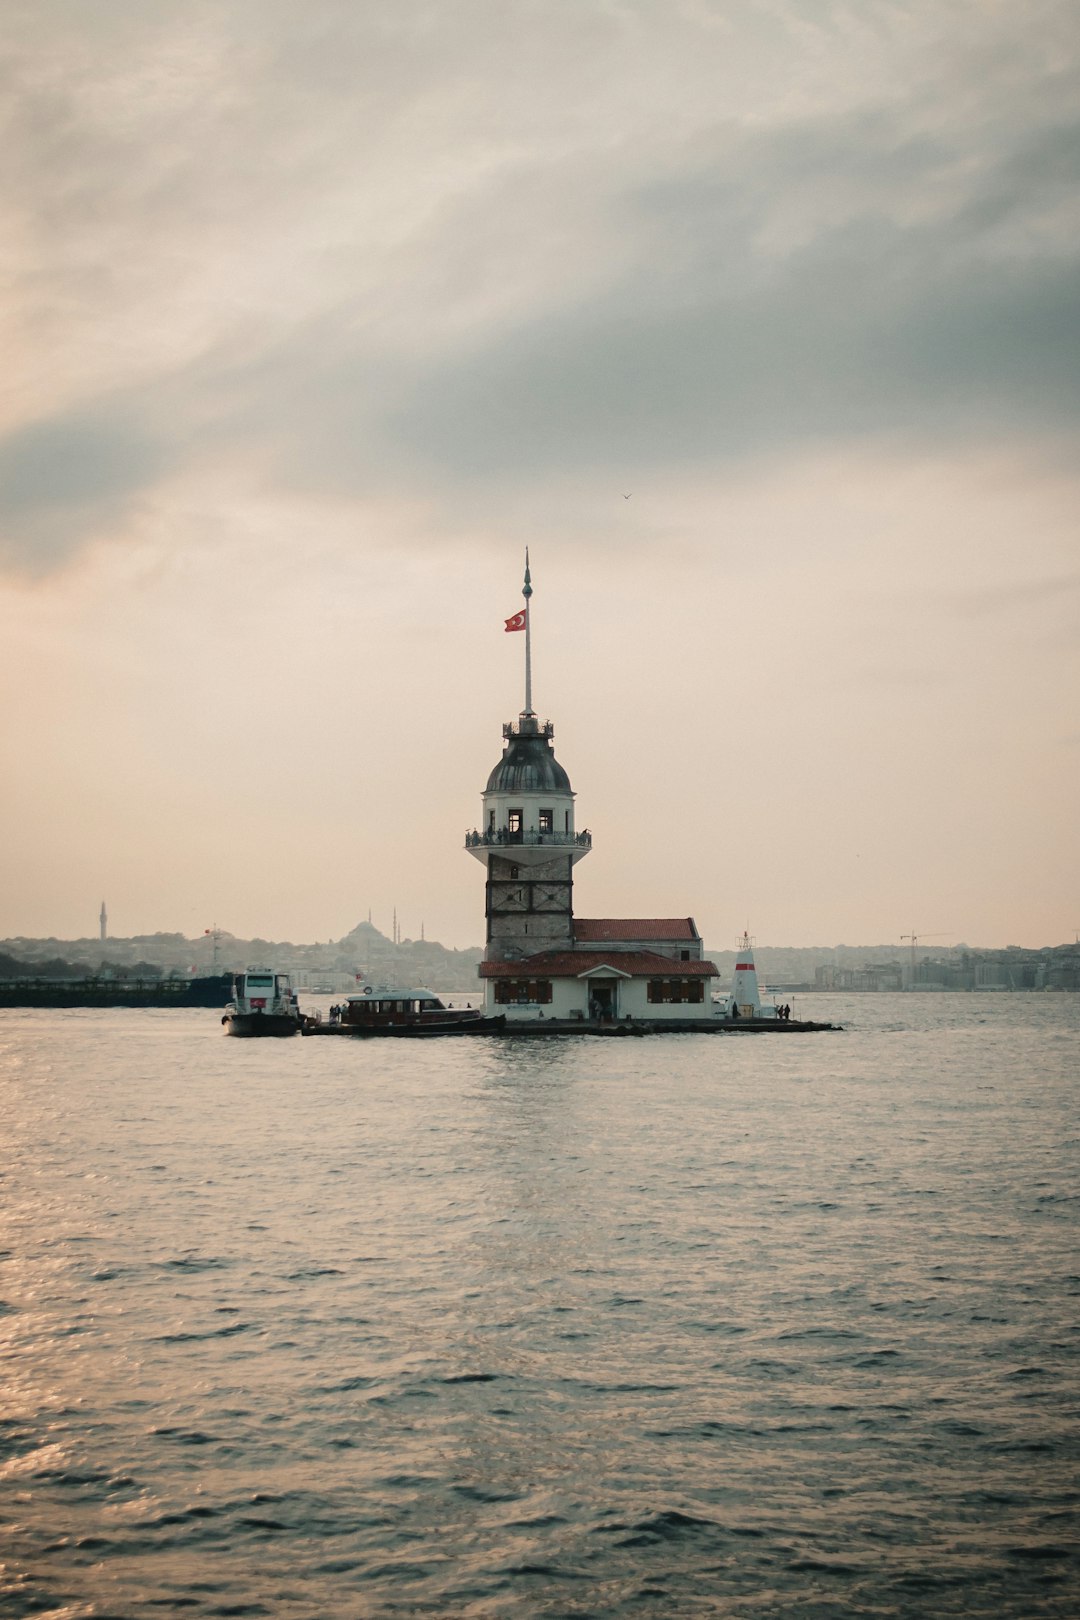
(1, 3, 1077, 951)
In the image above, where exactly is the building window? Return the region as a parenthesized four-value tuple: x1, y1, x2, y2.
(508, 808, 523, 839)
(488, 809, 496, 831)
(510, 865, 519, 879)
(493, 979, 553, 1005)
(539, 808, 553, 833)
(648, 979, 704, 1004)
(681, 950, 690, 961)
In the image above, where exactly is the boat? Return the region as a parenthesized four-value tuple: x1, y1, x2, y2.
(222, 968, 304, 1037)
(0, 972, 232, 1009)
(311, 986, 505, 1037)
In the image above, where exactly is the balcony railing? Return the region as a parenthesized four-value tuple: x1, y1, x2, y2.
(465, 828, 592, 850)
(502, 717, 554, 739)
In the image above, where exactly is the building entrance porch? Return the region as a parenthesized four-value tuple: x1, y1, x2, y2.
(588, 981, 617, 1020)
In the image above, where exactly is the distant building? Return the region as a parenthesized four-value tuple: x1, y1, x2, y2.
(100, 901, 107, 943)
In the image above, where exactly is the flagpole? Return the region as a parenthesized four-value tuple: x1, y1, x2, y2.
(523, 550, 533, 715)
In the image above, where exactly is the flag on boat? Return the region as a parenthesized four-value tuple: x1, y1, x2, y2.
(504, 609, 527, 632)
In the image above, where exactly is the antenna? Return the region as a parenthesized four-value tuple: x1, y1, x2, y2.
(204, 923, 222, 972)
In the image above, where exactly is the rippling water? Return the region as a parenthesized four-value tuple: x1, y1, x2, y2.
(1, 995, 1077, 1617)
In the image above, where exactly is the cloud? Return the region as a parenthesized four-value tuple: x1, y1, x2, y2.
(378, 105, 1080, 478)
(0, 407, 167, 570)
(2, 1, 1079, 572)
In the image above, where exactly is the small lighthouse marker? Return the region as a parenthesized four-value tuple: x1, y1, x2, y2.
(731, 930, 764, 1017)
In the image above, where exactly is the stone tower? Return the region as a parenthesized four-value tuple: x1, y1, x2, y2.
(465, 558, 590, 962)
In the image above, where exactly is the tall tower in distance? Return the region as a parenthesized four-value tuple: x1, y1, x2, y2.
(100, 900, 108, 942)
(466, 555, 591, 962)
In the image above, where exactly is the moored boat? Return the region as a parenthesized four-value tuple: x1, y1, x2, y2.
(223, 968, 303, 1037)
(312, 986, 504, 1036)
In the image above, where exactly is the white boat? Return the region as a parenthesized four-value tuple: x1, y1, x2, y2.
(222, 968, 303, 1037)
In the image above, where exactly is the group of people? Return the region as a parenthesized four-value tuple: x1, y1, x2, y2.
(729, 1000, 794, 1021)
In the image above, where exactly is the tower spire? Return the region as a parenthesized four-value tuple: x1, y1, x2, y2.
(523, 549, 533, 716)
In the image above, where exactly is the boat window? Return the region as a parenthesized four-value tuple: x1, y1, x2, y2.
(246, 976, 273, 988)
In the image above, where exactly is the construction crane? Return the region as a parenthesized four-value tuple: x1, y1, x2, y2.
(900, 931, 952, 988)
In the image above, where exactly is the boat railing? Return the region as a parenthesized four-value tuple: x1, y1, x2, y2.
(464, 828, 592, 850)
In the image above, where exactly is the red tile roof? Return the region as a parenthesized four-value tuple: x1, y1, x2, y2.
(480, 950, 718, 979)
(574, 918, 699, 942)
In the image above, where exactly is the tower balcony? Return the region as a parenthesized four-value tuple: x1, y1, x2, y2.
(465, 827, 592, 853)
(503, 716, 554, 740)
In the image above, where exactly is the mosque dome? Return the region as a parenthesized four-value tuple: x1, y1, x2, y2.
(485, 715, 572, 796)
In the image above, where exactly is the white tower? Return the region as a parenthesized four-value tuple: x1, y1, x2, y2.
(100, 900, 107, 942)
(466, 556, 591, 962)
(731, 930, 765, 1016)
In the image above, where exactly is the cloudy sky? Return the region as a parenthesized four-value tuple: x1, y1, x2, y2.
(1, 0, 1077, 952)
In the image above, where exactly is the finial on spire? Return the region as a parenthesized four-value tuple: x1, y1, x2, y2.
(523, 548, 532, 599)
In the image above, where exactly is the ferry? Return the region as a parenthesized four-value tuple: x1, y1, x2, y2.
(312, 986, 504, 1037)
(222, 968, 303, 1037)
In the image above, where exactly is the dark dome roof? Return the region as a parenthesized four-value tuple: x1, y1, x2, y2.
(486, 717, 572, 795)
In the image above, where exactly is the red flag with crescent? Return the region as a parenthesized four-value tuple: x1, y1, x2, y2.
(504, 609, 527, 632)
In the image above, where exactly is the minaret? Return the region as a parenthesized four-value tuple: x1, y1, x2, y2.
(466, 556, 591, 962)
(100, 900, 107, 942)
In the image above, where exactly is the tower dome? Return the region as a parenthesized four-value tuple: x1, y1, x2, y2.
(485, 714, 572, 796)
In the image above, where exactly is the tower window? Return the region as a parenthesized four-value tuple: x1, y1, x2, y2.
(508, 809, 523, 840)
(564, 810, 570, 832)
(488, 809, 496, 831)
(539, 809, 553, 833)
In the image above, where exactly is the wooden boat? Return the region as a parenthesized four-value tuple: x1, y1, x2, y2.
(314, 986, 504, 1037)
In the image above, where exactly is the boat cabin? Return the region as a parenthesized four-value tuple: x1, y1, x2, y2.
(343, 988, 457, 1027)
(233, 968, 296, 1017)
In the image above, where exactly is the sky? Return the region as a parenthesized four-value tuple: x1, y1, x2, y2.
(1, 0, 1078, 952)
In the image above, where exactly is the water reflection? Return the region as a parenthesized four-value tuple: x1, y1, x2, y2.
(0, 1000, 1077, 1616)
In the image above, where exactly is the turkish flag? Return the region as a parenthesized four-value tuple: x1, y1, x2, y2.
(504, 610, 527, 632)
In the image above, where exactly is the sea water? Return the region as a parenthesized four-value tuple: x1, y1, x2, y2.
(1, 994, 1077, 1617)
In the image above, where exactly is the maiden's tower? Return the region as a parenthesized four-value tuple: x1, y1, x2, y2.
(465, 557, 721, 1025)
